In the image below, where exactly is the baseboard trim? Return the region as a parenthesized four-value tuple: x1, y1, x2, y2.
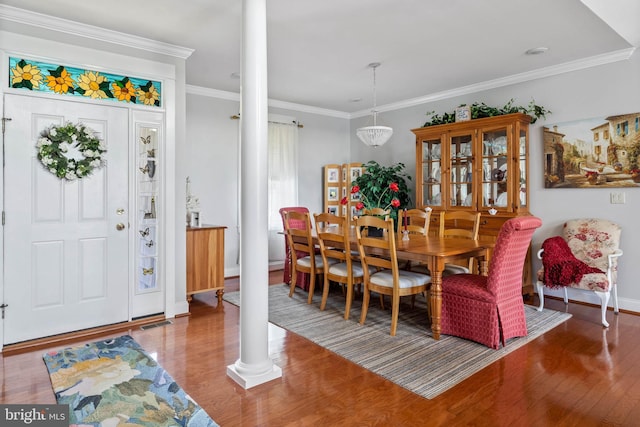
(1, 314, 166, 356)
(535, 293, 640, 316)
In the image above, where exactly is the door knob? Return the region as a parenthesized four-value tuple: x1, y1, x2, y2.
(116, 223, 126, 231)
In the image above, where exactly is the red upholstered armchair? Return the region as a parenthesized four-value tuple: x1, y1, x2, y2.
(440, 216, 542, 349)
(279, 207, 312, 291)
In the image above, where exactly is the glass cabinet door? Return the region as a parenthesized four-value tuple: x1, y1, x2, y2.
(518, 128, 527, 208)
(448, 134, 473, 208)
(481, 128, 509, 211)
(421, 138, 442, 207)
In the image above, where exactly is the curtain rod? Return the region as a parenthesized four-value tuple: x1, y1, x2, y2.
(230, 114, 303, 128)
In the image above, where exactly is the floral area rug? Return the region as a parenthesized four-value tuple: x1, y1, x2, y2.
(43, 335, 218, 426)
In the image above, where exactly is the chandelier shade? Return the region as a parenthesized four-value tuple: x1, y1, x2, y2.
(356, 125, 393, 147)
(357, 62, 392, 147)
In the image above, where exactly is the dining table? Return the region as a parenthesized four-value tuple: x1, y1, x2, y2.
(295, 226, 494, 340)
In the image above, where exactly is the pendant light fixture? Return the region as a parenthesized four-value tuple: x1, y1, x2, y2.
(356, 62, 393, 147)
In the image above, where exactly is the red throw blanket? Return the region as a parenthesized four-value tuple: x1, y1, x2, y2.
(541, 236, 603, 288)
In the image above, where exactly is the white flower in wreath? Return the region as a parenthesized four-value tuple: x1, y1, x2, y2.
(41, 156, 54, 166)
(37, 122, 106, 181)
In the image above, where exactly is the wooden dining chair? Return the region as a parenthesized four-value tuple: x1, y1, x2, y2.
(356, 215, 431, 336)
(439, 210, 481, 274)
(283, 211, 334, 304)
(398, 208, 432, 276)
(314, 213, 374, 320)
(363, 208, 390, 219)
(397, 208, 431, 237)
(279, 207, 312, 290)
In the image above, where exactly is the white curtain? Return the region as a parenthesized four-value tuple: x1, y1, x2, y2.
(267, 119, 298, 263)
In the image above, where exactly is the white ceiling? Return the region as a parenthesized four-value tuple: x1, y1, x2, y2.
(0, 0, 636, 115)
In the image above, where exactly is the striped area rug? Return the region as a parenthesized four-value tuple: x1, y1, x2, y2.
(224, 284, 571, 399)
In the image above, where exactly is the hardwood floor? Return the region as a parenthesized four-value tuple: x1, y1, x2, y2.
(2, 270, 639, 426)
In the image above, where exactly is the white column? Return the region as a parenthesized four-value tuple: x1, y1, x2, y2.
(226, 0, 282, 388)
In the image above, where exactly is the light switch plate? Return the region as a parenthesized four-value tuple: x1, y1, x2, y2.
(610, 192, 626, 204)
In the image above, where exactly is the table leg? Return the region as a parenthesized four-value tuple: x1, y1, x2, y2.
(428, 256, 444, 340)
(430, 269, 442, 340)
(478, 251, 488, 276)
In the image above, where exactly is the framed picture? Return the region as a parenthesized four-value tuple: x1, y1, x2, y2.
(327, 187, 339, 201)
(342, 187, 347, 198)
(342, 167, 347, 182)
(327, 206, 338, 215)
(327, 167, 339, 183)
(342, 205, 347, 216)
(543, 113, 640, 188)
(350, 191, 360, 202)
(455, 106, 471, 122)
(350, 167, 362, 182)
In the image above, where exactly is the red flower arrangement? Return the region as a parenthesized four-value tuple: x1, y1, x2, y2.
(341, 182, 401, 213)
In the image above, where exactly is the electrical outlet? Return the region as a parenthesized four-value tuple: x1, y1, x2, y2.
(610, 192, 626, 204)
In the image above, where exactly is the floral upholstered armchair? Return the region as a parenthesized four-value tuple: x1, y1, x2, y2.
(536, 218, 623, 327)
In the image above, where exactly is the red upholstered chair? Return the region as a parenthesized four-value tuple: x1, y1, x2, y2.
(279, 207, 312, 291)
(440, 216, 542, 349)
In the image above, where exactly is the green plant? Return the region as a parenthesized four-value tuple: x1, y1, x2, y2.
(423, 99, 551, 127)
(342, 161, 412, 224)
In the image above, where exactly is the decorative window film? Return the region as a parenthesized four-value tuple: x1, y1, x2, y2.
(137, 125, 160, 293)
(9, 57, 162, 107)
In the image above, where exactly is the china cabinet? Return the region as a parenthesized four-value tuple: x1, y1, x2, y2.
(412, 113, 535, 294)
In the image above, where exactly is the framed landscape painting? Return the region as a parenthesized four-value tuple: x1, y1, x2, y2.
(543, 112, 640, 188)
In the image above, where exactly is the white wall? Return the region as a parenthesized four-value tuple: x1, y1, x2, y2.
(350, 50, 640, 311)
(186, 92, 350, 277)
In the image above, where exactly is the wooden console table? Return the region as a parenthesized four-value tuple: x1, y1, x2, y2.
(186, 224, 226, 304)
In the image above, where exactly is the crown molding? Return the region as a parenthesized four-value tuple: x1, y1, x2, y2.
(351, 47, 637, 118)
(186, 85, 240, 102)
(186, 84, 351, 119)
(0, 4, 194, 59)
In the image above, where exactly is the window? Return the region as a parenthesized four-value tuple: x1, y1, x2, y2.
(268, 116, 299, 230)
(623, 121, 629, 136)
(593, 132, 599, 142)
(636, 117, 639, 132)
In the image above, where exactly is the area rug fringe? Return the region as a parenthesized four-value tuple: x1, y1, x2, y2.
(224, 284, 571, 399)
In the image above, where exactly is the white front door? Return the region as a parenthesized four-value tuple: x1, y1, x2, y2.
(3, 94, 129, 344)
